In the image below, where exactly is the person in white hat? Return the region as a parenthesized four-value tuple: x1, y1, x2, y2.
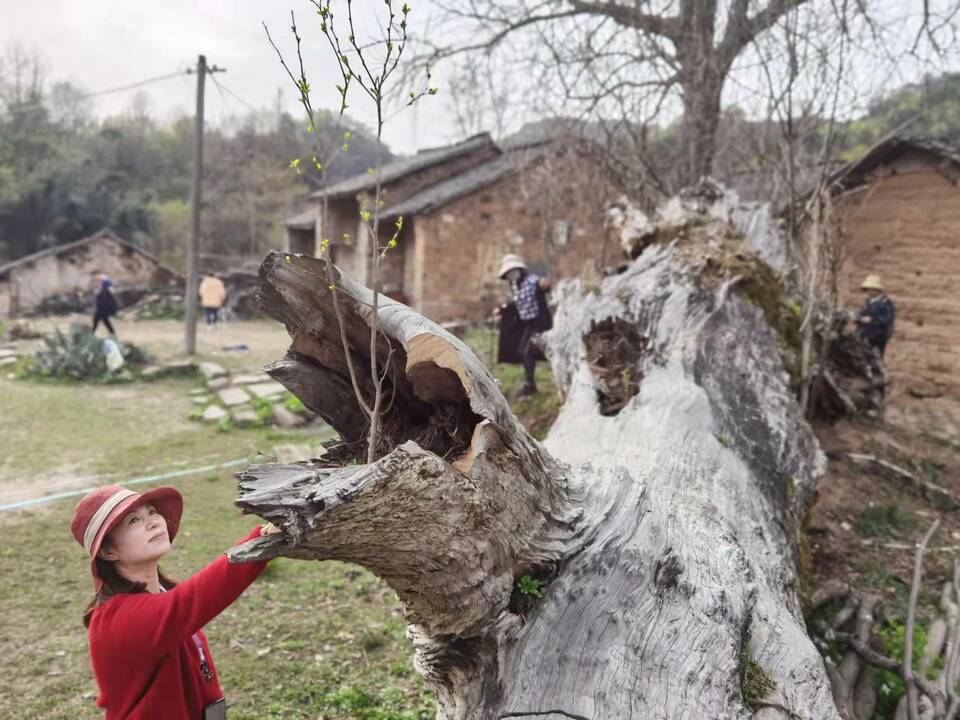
(856, 273, 895, 357)
(497, 254, 551, 396)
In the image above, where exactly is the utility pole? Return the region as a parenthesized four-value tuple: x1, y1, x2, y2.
(185, 54, 225, 355)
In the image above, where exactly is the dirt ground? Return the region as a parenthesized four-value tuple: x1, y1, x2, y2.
(808, 388, 960, 620)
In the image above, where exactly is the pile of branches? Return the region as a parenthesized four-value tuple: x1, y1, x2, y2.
(813, 520, 960, 719)
(125, 292, 184, 321)
(27, 286, 151, 317)
(808, 311, 888, 423)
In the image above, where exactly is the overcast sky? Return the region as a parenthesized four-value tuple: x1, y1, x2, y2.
(0, 0, 458, 153)
(3, 1, 958, 155)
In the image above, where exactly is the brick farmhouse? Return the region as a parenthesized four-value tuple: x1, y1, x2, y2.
(285, 133, 621, 322)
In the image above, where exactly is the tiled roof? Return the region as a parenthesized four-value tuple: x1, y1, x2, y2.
(380, 144, 550, 218)
(310, 133, 498, 199)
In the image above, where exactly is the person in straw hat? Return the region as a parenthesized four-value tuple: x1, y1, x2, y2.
(70, 484, 280, 719)
(497, 254, 552, 397)
(856, 273, 896, 357)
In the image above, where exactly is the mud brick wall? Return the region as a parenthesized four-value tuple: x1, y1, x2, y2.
(833, 154, 960, 397)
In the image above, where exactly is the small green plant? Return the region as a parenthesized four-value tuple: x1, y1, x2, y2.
(216, 417, 233, 434)
(321, 683, 427, 720)
(919, 458, 944, 485)
(187, 407, 205, 422)
(251, 397, 274, 423)
(27, 323, 150, 381)
(284, 392, 307, 415)
(516, 575, 545, 598)
(784, 298, 803, 319)
(854, 503, 915, 539)
(739, 654, 775, 711)
(872, 620, 938, 718)
(738, 621, 776, 711)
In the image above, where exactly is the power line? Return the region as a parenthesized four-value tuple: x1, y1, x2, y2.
(2, 70, 190, 115)
(208, 74, 259, 114)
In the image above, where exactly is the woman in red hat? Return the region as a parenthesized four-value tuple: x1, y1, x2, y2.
(71, 484, 279, 719)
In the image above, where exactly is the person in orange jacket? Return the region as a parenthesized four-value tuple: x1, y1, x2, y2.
(199, 273, 228, 329)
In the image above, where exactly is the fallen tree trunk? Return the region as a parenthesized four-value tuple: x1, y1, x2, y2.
(229, 203, 838, 718)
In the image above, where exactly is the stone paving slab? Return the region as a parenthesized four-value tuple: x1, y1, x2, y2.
(206, 377, 231, 391)
(233, 374, 271, 385)
(248, 381, 286, 399)
(272, 405, 305, 429)
(218, 387, 252, 407)
(202, 405, 228, 422)
(198, 362, 228, 380)
(271, 445, 324, 463)
(233, 408, 260, 427)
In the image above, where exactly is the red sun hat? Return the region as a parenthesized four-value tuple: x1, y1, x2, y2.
(70, 484, 183, 591)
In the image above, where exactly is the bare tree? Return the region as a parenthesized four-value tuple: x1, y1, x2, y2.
(419, 0, 960, 189)
(266, 0, 434, 463)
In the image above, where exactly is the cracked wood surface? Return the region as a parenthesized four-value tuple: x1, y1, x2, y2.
(230, 242, 838, 719)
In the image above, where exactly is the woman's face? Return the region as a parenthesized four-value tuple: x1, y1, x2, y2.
(98, 503, 171, 565)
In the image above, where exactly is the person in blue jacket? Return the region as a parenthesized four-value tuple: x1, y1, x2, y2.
(857, 274, 895, 357)
(93, 277, 119, 336)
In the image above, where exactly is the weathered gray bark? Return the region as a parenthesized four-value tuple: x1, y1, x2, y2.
(229, 208, 839, 718)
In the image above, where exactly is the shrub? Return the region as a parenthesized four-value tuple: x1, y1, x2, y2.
(27, 324, 150, 381)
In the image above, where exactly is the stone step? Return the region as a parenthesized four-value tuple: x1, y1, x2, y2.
(218, 387, 252, 407)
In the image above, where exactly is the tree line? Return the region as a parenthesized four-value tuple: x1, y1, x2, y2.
(0, 48, 388, 269)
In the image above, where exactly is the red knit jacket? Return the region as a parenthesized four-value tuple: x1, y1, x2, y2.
(87, 526, 268, 719)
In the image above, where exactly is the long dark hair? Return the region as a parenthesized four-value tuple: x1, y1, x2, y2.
(83, 539, 177, 627)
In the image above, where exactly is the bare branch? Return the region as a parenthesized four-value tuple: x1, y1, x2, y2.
(905, 518, 942, 720)
(568, 0, 681, 40)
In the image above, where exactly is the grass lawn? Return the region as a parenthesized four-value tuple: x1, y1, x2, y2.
(0, 468, 434, 719)
(462, 327, 561, 440)
(0, 319, 561, 718)
(0, 317, 436, 719)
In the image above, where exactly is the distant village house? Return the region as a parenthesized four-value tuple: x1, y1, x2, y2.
(0, 229, 181, 317)
(807, 137, 960, 398)
(284, 132, 621, 322)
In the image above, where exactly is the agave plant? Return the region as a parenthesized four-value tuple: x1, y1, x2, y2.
(30, 324, 150, 381)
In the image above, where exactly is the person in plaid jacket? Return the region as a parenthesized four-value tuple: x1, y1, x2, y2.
(497, 254, 551, 397)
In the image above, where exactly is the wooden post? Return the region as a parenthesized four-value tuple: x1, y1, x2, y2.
(185, 55, 224, 355)
(184, 54, 206, 356)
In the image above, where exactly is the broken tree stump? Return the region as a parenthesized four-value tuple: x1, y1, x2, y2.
(229, 202, 839, 718)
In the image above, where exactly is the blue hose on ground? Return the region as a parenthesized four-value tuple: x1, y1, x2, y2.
(0, 457, 252, 512)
